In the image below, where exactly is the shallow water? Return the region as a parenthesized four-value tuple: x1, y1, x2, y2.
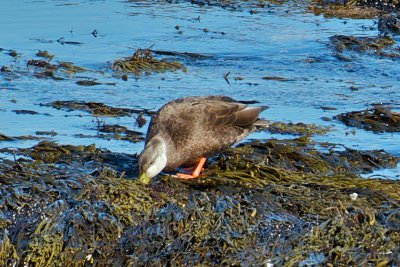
(1, 0, 399, 178)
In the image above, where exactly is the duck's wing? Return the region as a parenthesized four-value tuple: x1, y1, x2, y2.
(200, 99, 263, 129)
(188, 99, 264, 152)
(146, 96, 264, 149)
(145, 96, 237, 143)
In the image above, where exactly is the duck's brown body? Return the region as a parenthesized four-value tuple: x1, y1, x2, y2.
(144, 95, 265, 170)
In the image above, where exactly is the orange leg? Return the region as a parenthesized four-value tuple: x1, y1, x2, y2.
(176, 157, 207, 179)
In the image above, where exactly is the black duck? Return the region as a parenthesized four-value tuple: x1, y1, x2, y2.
(138, 95, 266, 184)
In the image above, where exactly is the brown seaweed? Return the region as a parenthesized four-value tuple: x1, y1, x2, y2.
(112, 48, 187, 75)
(95, 122, 144, 143)
(45, 100, 155, 116)
(0, 138, 399, 266)
(309, 0, 400, 18)
(264, 121, 331, 136)
(330, 35, 396, 52)
(334, 106, 400, 132)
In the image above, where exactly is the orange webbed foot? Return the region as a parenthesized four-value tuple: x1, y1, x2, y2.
(176, 157, 206, 179)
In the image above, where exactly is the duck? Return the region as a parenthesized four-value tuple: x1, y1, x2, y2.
(138, 95, 267, 184)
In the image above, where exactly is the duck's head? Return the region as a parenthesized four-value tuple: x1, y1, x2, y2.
(138, 135, 168, 185)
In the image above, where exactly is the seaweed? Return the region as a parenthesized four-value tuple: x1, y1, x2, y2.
(112, 49, 187, 75)
(46, 100, 155, 116)
(27, 59, 52, 68)
(2, 50, 88, 83)
(36, 50, 54, 60)
(262, 76, 292, 81)
(95, 122, 145, 143)
(0, 133, 43, 141)
(58, 61, 86, 73)
(189, 0, 286, 11)
(12, 109, 51, 116)
(0, 230, 19, 266)
(0, 134, 14, 141)
(134, 113, 147, 128)
(330, 35, 396, 52)
(334, 106, 400, 132)
(150, 49, 212, 59)
(329, 34, 400, 59)
(264, 121, 331, 136)
(378, 14, 400, 36)
(35, 131, 58, 137)
(309, 0, 400, 18)
(1, 138, 399, 266)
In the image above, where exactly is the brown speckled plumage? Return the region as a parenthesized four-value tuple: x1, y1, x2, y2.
(144, 95, 266, 170)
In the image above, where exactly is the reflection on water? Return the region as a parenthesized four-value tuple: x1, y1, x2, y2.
(1, 0, 399, 178)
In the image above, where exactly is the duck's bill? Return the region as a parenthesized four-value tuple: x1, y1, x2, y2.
(139, 173, 151, 185)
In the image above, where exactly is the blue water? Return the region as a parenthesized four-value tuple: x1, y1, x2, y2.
(1, 0, 399, 178)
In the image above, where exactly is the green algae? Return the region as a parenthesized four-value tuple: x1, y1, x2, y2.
(112, 48, 187, 75)
(0, 139, 399, 266)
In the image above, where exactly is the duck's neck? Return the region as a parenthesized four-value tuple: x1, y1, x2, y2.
(150, 134, 167, 153)
(145, 135, 168, 177)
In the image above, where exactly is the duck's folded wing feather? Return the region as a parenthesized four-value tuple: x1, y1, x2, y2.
(200, 101, 261, 128)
